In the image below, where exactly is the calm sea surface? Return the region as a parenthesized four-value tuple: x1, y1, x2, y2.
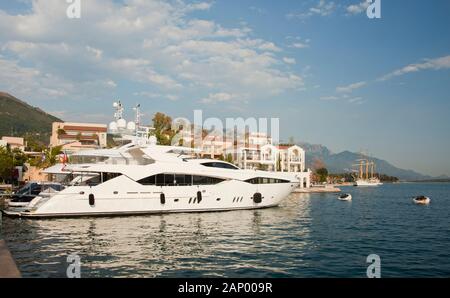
(1, 183, 450, 277)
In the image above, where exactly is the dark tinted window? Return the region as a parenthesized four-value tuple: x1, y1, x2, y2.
(138, 174, 223, 186)
(156, 174, 165, 186)
(201, 162, 238, 170)
(245, 177, 290, 184)
(165, 174, 175, 185)
(101, 172, 122, 182)
(193, 175, 224, 185)
(138, 174, 155, 185)
(174, 174, 185, 185)
(31, 185, 43, 195)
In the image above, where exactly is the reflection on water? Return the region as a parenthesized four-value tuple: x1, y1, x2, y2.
(2, 195, 312, 277)
(3, 183, 450, 277)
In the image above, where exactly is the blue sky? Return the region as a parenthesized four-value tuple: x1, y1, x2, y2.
(0, 0, 449, 176)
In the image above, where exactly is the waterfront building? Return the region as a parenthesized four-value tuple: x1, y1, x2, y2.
(0, 136, 26, 151)
(50, 122, 107, 153)
(200, 133, 234, 159)
(237, 134, 310, 188)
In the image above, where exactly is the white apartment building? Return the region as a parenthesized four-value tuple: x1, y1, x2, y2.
(174, 129, 311, 187)
(201, 134, 233, 159)
(237, 135, 311, 188)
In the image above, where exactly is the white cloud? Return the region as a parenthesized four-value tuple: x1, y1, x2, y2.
(291, 42, 310, 49)
(86, 46, 103, 59)
(283, 57, 296, 65)
(287, 36, 311, 49)
(106, 79, 117, 88)
(249, 6, 266, 15)
(320, 95, 339, 101)
(346, 1, 370, 15)
(134, 91, 178, 101)
(185, 2, 213, 12)
(200, 92, 237, 104)
(258, 42, 282, 52)
(0, 0, 303, 105)
(348, 96, 364, 104)
(166, 94, 179, 101)
(0, 57, 114, 101)
(287, 0, 336, 20)
(319, 94, 364, 104)
(379, 55, 450, 81)
(336, 81, 366, 93)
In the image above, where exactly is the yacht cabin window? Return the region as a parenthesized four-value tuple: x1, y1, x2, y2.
(200, 162, 238, 169)
(245, 177, 290, 184)
(138, 174, 225, 186)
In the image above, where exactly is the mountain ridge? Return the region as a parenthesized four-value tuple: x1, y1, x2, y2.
(0, 92, 62, 144)
(297, 142, 431, 181)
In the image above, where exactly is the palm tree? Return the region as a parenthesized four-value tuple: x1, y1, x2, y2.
(40, 145, 63, 168)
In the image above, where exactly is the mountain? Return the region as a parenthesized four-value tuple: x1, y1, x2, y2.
(0, 92, 62, 144)
(298, 142, 431, 181)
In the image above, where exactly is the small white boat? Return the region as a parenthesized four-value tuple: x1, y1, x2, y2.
(338, 193, 352, 201)
(413, 196, 430, 205)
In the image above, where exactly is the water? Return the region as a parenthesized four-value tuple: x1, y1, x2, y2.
(1, 183, 450, 277)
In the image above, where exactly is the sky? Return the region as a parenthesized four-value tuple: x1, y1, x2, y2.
(0, 0, 449, 176)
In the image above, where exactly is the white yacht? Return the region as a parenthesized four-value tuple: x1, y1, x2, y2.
(3, 101, 302, 218)
(3, 140, 300, 218)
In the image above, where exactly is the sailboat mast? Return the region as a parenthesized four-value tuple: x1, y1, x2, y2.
(359, 160, 363, 180)
(365, 159, 369, 180)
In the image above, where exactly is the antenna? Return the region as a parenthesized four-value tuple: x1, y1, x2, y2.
(133, 103, 142, 127)
(113, 100, 124, 121)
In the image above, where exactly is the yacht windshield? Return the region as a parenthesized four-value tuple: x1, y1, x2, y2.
(70, 154, 153, 165)
(201, 162, 239, 169)
(70, 155, 109, 164)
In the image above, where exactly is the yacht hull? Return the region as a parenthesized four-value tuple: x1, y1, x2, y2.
(353, 179, 383, 187)
(4, 179, 297, 218)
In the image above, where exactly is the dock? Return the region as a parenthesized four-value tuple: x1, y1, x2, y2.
(0, 240, 21, 278)
(0, 211, 21, 278)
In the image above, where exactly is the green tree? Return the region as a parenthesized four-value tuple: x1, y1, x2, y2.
(24, 135, 46, 152)
(152, 112, 174, 145)
(316, 168, 328, 183)
(34, 145, 63, 169)
(56, 128, 66, 136)
(0, 146, 28, 182)
(226, 153, 233, 163)
(11, 148, 27, 166)
(0, 146, 13, 182)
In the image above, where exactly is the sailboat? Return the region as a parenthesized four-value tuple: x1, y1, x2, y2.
(352, 157, 383, 187)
